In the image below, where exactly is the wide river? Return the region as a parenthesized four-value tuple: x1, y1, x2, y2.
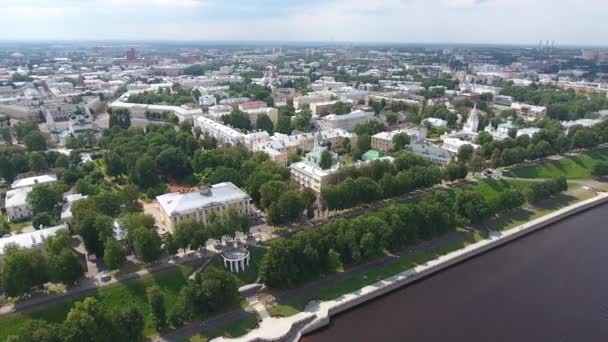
(304, 203, 608, 342)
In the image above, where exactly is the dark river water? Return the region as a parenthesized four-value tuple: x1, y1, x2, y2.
(304, 203, 608, 342)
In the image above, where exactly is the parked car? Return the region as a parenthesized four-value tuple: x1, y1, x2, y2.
(98, 271, 111, 282)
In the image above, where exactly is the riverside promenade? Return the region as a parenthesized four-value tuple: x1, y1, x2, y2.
(212, 191, 608, 342)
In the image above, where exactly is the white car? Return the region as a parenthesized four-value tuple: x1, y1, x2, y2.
(98, 271, 111, 282)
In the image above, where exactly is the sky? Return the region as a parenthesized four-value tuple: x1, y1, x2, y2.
(0, 0, 607, 46)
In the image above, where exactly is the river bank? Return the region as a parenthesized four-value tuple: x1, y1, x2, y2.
(210, 191, 608, 342)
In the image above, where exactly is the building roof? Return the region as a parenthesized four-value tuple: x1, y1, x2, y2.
(5, 187, 33, 208)
(0, 224, 67, 255)
(156, 182, 251, 216)
(61, 194, 88, 221)
(362, 150, 385, 160)
(11, 174, 57, 189)
(407, 143, 453, 160)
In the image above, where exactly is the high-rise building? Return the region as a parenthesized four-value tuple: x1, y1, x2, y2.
(126, 48, 136, 61)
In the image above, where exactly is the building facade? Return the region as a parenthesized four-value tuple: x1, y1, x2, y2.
(156, 182, 252, 231)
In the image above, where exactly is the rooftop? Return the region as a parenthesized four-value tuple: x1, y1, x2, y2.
(0, 224, 67, 255)
(11, 174, 57, 189)
(156, 182, 251, 216)
(5, 187, 32, 208)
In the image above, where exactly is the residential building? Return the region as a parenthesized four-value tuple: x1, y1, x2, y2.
(422, 117, 448, 128)
(442, 135, 480, 154)
(156, 182, 252, 231)
(252, 129, 355, 166)
(561, 118, 605, 134)
(6, 174, 58, 222)
(239, 100, 267, 111)
(199, 95, 217, 107)
(109, 101, 203, 122)
(517, 127, 541, 138)
(243, 107, 279, 126)
(371, 128, 427, 152)
(483, 120, 517, 141)
(11, 174, 57, 189)
(494, 95, 514, 106)
(293, 92, 334, 109)
(291, 148, 394, 195)
(309, 101, 338, 115)
(5, 187, 33, 222)
(317, 110, 375, 132)
(195, 116, 269, 148)
(406, 143, 454, 166)
(60, 193, 88, 222)
(290, 148, 341, 195)
(362, 150, 385, 161)
(511, 102, 547, 121)
(0, 224, 67, 264)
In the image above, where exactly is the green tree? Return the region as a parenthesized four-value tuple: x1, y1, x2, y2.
(385, 112, 398, 126)
(268, 190, 305, 226)
(63, 297, 105, 342)
(156, 147, 193, 181)
(109, 108, 131, 129)
(1, 246, 48, 297)
(104, 151, 126, 176)
(0, 156, 17, 183)
(222, 110, 251, 130)
(24, 131, 48, 151)
(275, 113, 292, 134)
(200, 267, 240, 312)
(132, 227, 162, 263)
(476, 131, 494, 145)
(319, 150, 333, 170)
(147, 286, 166, 331)
(28, 152, 48, 171)
(255, 113, 274, 132)
(104, 238, 126, 270)
(592, 161, 608, 177)
(48, 249, 83, 285)
(357, 133, 372, 152)
(45, 229, 72, 255)
(129, 156, 160, 189)
(443, 163, 468, 182)
(7, 319, 63, 342)
(0, 127, 12, 145)
(76, 213, 114, 257)
(32, 212, 53, 229)
(27, 183, 64, 216)
(113, 306, 145, 342)
(457, 144, 474, 163)
(392, 133, 410, 150)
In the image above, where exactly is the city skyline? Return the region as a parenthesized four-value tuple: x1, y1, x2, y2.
(1, 0, 607, 46)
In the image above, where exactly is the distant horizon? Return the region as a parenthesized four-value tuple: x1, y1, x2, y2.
(0, 39, 606, 50)
(1, 0, 607, 47)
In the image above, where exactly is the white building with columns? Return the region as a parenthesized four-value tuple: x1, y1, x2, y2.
(156, 182, 252, 231)
(221, 246, 250, 273)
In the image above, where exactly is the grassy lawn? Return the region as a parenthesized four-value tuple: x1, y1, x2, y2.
(190, 313, 259, 342)
(0, 215, 31, 233)
(471, 179, 530, 202)
(268, 230, 486, 317)
(0, 266, 193, 340)
(486, 187, 597, 231)
(510, 148, 608, 179)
